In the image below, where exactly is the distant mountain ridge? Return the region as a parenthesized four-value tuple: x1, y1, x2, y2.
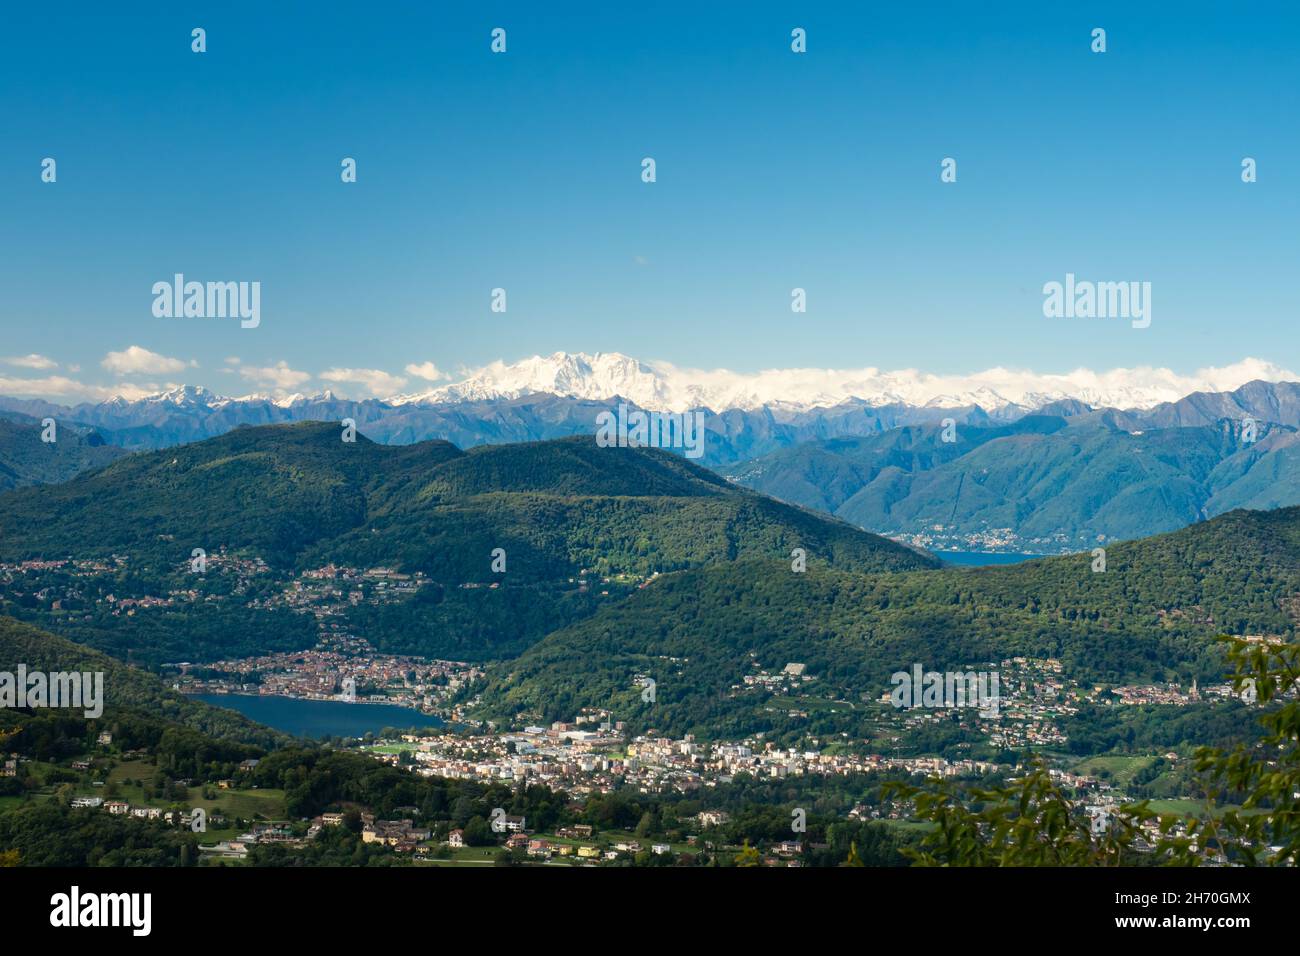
(4, 358, 1300, 468)
(731, 415, 1300, 553)
(0, 410, 127, 490)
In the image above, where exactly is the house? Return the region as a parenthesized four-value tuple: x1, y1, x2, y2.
(505, 833, 529, 850)
(526, 839, 552, 858)
(71, 796, 103, 809)
(96, 732, 112, 746)
(239, 759, 261, 771)
(503, 814, 526, 833)
(105, 801, 130, 815)
(448, 829, 465, 848)
(652, 843, 671, 855)
(321, 812, 345, 827)
(217, 779, 234, 790)
(577, 845, 601, 859)
(199, 841, 248, 860)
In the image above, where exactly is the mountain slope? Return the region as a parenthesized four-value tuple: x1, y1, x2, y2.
(0, 413, 126, 490)
(734, 417, 1300, 552)
(474, 506, 1300, 739)
(0, 616, 288, 748)
(0, 423, 934, 663)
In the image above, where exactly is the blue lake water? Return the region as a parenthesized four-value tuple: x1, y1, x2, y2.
(939, 551, 1052, 566)
(194, 694, 444, 738)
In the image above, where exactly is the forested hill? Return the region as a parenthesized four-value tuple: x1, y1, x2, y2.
(474, 505, 1300, 739)
(730, 416, 1300, 551)
(0, 423, 935, 664)
(0, 421, 933, 575)
(0, 413, 126, 491)
(0, 616, 287, 748)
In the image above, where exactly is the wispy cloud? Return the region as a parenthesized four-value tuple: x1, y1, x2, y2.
(404, 361, 445, 382)
(320, 367, 408, 398)
(102, 346, 194, 376)
(2, 353, 58, 370)
(0, 374, 160, 403)
(238, 361, 311, 391)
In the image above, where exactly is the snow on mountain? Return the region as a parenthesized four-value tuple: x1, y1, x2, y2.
(4, 352, 1296, 417)
(387, 352, 1297, 414)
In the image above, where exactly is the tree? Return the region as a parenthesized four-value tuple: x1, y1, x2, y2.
(886, 637, 1300, 866)
(733, 840, 761, 867)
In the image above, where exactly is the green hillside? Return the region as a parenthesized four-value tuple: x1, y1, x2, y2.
(0, 616, 287, 748)
(474, 506, 1300, 738)
(0, 423, 934, 663)
(733, 417, 1300, 551)
(0, 414, 126, 491)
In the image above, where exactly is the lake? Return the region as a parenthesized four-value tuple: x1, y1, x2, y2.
(939, 551, 1052, 566)
(194, 693, 444, 739)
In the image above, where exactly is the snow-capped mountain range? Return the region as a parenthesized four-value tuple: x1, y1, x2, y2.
(6, 351, 1294, 415)
(4, 351, 1300, 466)
(388, 351, 1292, 413)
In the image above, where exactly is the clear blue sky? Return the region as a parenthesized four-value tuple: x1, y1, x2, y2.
(1, 1, 1297, 398)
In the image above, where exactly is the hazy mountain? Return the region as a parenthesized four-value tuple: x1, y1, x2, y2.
(3, 356, 1299, 470)
(731, 416, 1300, 552)
(0, 411, 127, 490)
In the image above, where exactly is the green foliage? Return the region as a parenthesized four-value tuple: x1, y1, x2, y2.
(478, 505, 1300, 736)
(0, 423, 933, 662)
(886, 636, 1300, 866)
(0, 414, 126, 491)
(735, 416, 1300, 548)
(0, 616, 290, 748)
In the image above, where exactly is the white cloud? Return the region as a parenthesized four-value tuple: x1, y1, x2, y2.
(101, 345, 194, 376)
(238, 361, 311, 391)
(319, 367, 408, 398)
(404, 361, 445, 382)
(3, 353, 57, 370)
(0, 375, 160, 403)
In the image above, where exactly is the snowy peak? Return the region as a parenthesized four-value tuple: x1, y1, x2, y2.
(393, 352, 677, 409)
(387, 352, 1299, 415)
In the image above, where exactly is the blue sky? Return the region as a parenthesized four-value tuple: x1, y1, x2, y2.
(1, 1, 1297, 400)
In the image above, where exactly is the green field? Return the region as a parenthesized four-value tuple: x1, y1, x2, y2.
(1071, 754, 1157, 786)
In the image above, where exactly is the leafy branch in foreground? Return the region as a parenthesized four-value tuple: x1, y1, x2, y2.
(885, 636, 1300, 866)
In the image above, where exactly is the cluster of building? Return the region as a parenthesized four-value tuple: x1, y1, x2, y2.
(249, 565, 428, 621)
(174, 633, 480, 714)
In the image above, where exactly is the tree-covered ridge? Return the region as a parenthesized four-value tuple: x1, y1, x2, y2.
(0, 422, 933, 576)
(732, 415, 1300, 550)
(0, 413, 126, 491)
(0, 422, 933, 663)
(0, 616, 289, 748)
(475, 506, 1300, 738)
